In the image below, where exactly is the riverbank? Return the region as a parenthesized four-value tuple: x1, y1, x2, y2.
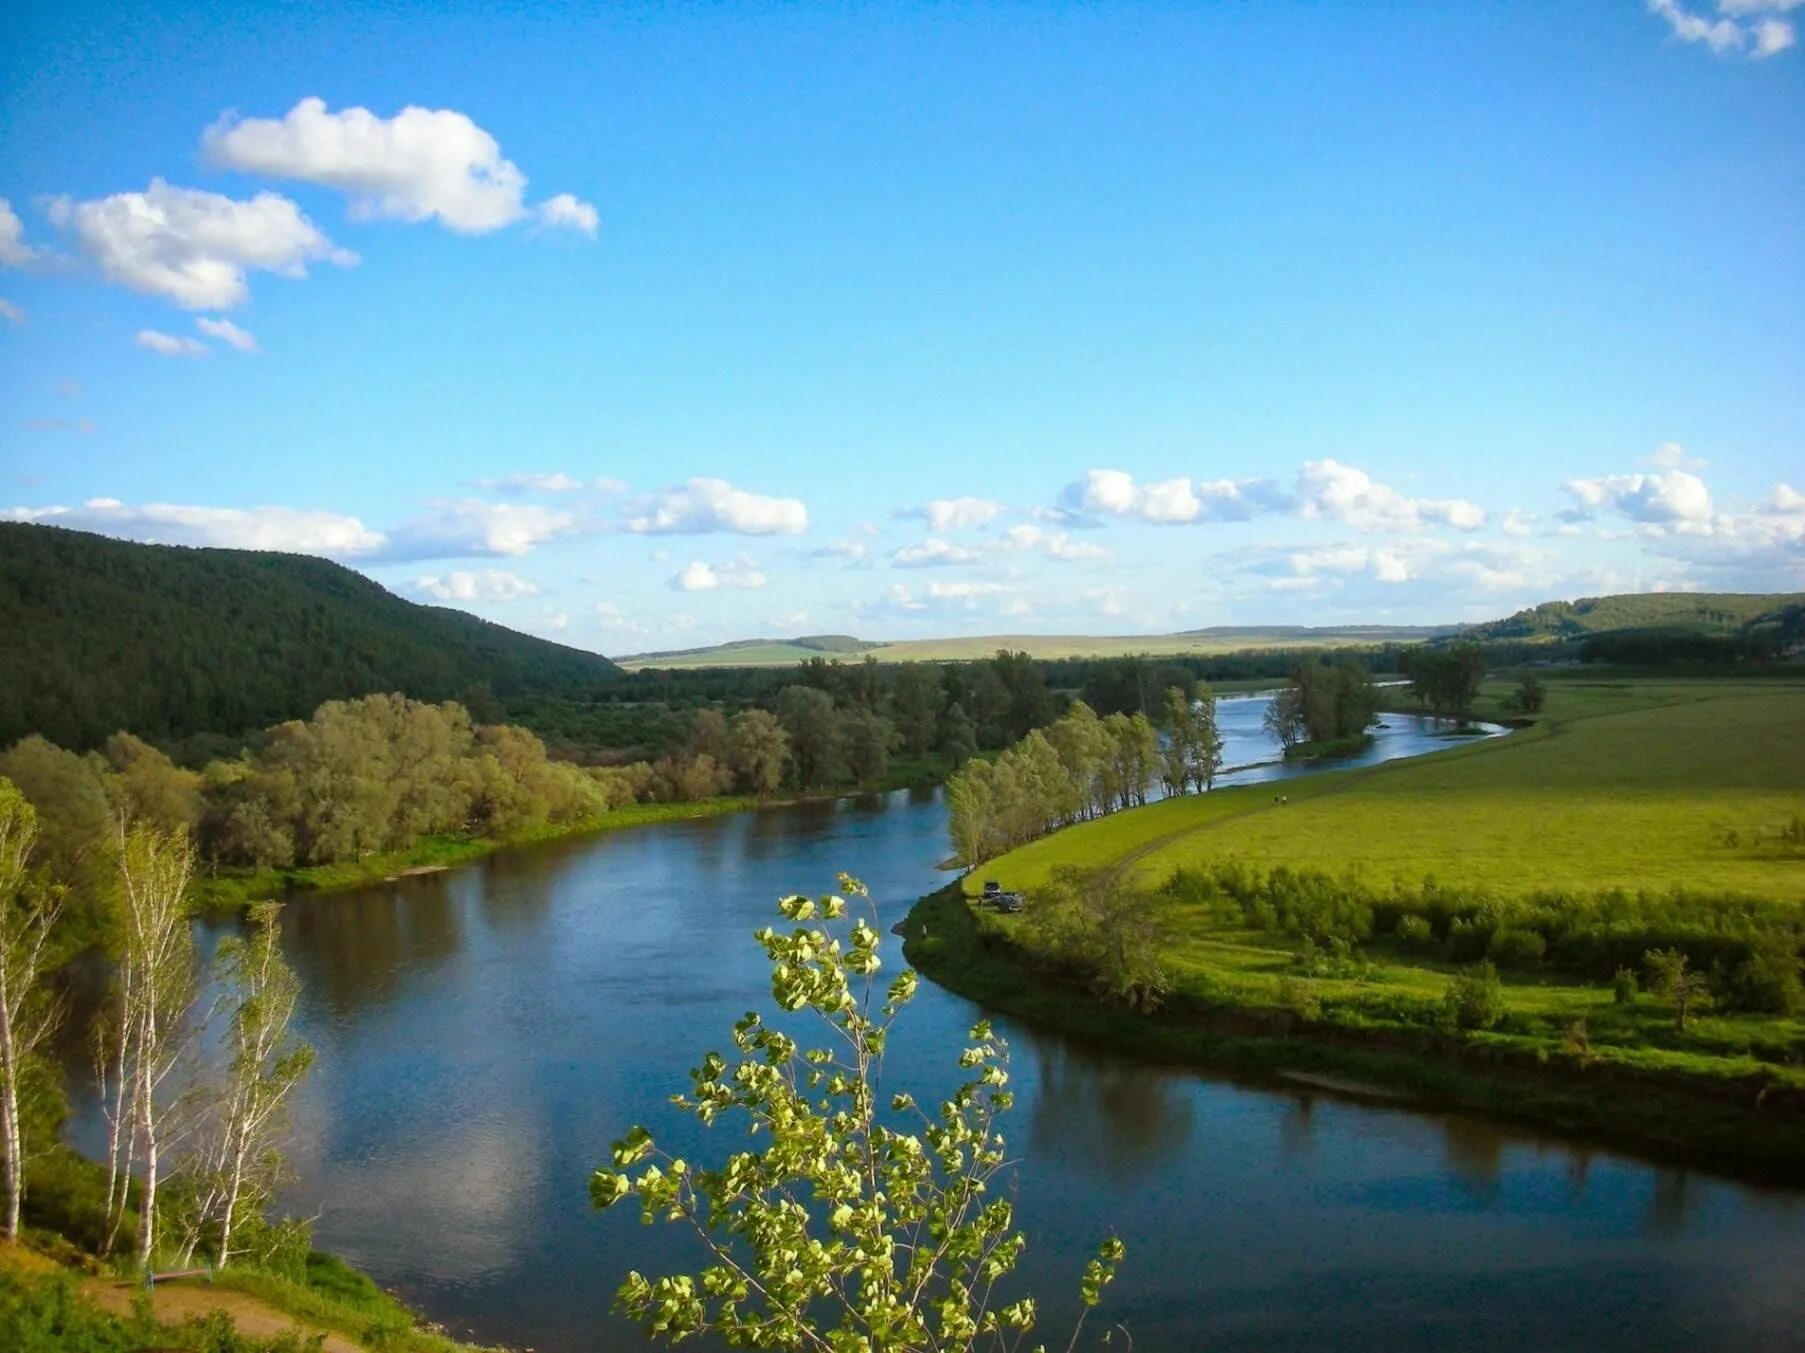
(901, 884, 1805, 1183)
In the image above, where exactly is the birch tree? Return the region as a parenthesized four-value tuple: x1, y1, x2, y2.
(196, 901, 313, 1267)
(0, 778, 64, 1240)
(99, 822, 197, 1266)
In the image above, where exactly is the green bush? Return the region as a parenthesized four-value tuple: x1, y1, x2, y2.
(1443, 961, 1506, 1031)
(1394, 914, 1434, 949)
(1487, 927, 1547, 968)
(1612, 966, 1640, 1005)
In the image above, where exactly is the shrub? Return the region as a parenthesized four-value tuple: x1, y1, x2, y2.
(1277, 974, 1321, 1020)
(1395, 914, 1434, 949)
(1612, 967, 1639, 1005)
(1487, 927, 1547, 968)
(1443, 961, 1506, 1031)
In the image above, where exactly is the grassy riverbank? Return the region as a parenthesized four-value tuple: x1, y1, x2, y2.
(903, 885, 1805, 1181)
(192, 796, 758, 912)
(909, 674, 1805, 1180)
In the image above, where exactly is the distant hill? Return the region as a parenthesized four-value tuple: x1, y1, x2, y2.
(618, 594, 1805, 671)
(621, 634, 876, 668)
(1467, 592, 1805, 642)
(621, 623, 1456, 670)
(0, 524, 622, 751)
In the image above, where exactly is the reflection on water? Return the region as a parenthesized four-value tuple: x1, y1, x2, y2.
(58, 698, 1804, 1352)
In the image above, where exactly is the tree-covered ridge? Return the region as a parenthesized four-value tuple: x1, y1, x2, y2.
(0, 524, 621, 751)
(1470, 591, 1805, 641)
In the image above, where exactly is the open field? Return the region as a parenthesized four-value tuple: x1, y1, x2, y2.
(911, 675, 1805, 1172)
(974, 677, 1805, 901)
(618, 624, 1449, 668)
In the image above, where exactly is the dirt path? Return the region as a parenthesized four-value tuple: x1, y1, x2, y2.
(81, 1274, 365, 1353)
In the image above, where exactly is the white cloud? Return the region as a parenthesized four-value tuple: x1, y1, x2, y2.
(136, 329, 210, 357)
(891, 537, 983, 568)
(51, 179, 354, 309)
(1294, 459, 1486, 532)
(626, 478, 808, 536)
(196, 316, 258, 352)
(412, 569, 539, 602)
(206, 97, 596, 235)
(673, 554, 767, 591)
(1763, 482, 1805, 514)
(1560, 469, 1713, 524)
(5, 497, 385, 556)
(536, 193, 599, 236)
(902, 497, 1004, 532)
(1642, 441, 1708, 471)
(812, 537, 872, 566)
(1648, 0, 1797, 57)
(1058, 461, 1482, 533)
(0, 299, 24, 325)
(0, 199, 39, 268)
(384, 499, 574, 560)
(1499, 508, 1536, 537)
(997, 523, 1109, 562)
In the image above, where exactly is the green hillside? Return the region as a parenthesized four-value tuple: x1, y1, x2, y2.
(1471, 592, 1805, 641)
(0, 524, 622, 750)
(620, 634, 875, 667)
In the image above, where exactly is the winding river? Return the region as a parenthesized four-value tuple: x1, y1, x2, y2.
(64, 704, 1805, 1350)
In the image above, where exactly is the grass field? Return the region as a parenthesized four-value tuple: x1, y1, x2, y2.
(973, 677, 1805, 901)
(618, 625, 1445, 668)
(913, 674, 1805, 1171)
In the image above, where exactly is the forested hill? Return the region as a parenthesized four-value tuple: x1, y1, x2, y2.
(1, 524, 621, 751)
(1468, 592, 1805, 642)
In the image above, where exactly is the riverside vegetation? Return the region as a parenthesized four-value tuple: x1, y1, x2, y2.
(910, 672, 1805, 1175)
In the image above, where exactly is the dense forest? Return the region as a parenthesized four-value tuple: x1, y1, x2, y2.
(1467, 591, 1805, 641)
(0, 524, 622, 752)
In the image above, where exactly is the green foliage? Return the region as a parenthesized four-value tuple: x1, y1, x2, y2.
(0, 522, 621, 751)
(592, 876, 1126, 1350)
(1394, 914, 1435, 950)
(1443, 962, 1506, 1031)
(1027, 867, 1171, 1013)
(0, 1264, 321, 1353)
(1400, 642, 1488, 716)
(1612, 967, 1640, 1006)
(1644, 948, 1711, 1030)
(1486, 927, 1547, 968)
(1507, 673, 1548, 714)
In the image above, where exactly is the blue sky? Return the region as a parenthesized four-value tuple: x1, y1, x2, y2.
(2, 1, 1801, 654)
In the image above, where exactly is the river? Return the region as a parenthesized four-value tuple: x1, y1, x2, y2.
(63, 705, 1805, 1350)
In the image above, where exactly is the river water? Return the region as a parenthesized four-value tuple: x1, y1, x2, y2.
(64, 705, 1805, 1350)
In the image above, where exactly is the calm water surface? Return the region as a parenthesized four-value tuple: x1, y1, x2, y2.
(66, 707, 1805, 1350)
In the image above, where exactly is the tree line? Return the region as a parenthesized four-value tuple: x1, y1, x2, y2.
(947, 686, 1224, 865)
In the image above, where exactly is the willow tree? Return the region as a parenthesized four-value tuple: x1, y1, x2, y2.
(0, 778, 63, 1240)
(593, 877, 1126, 1349)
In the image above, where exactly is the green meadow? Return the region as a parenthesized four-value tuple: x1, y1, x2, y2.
(920, 675, 1805, 1172)
(970, 677, 1805, 902)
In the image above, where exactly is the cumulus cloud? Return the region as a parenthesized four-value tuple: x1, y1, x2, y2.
(383, 499, 574, 559)
(0, 299, 24, 325)
(136, 329, 209, 357)
(1059, 460, 1484, 533)
(672, 553, 767, 591)
(206, 97, 595, 235)
(900, 497, 1004, 532)
(1648, 0, 1797, 57)
(4, 498, 385, 556)
(195, 316, 258, 352)
(811, 537, 873, 567)
(1294, 459, 1486, 532)
(1642, 441, 1708, 471)
(0, 199, 39, 268)
(626, 478, 808, 536)
(1560, 470, 1713, 524)
(884, 580, 1010, 613)
(536, 193, 599, 236)
(50, 179, 354, 310)
(1236, 538, 1541, 593)
(891, 537, 983, 568)
(997, 524, 1109, 562)
(1499, 508, 1537, 537)
(412, 569, 539, 602)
